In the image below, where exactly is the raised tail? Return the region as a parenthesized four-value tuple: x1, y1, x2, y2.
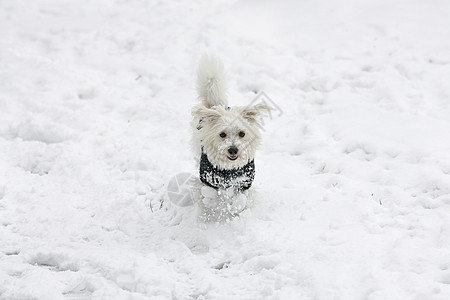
(196, 54, 228, 108)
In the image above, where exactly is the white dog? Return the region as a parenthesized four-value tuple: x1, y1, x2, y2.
(191, 55, 270, 219)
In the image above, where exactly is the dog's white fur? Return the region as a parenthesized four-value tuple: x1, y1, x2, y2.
(192, 55, 270, 170)
(196, 55, 228, 108)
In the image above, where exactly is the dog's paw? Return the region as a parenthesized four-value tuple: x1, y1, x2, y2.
(202, 196, 221, 209)
(228, 193, 248, 215)
(201, 186, 218, 199)
(201, 185, 221, 209)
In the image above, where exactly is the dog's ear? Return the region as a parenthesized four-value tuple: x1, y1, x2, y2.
(192, 106, 221, 124)
(241, 102, 272, 124)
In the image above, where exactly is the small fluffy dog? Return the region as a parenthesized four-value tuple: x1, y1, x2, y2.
(191, 55, 270, 218)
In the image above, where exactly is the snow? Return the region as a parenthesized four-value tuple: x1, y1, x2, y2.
(1, 0, 450, 299)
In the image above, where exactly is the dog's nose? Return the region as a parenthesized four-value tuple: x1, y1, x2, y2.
(228, 146, 238, 155)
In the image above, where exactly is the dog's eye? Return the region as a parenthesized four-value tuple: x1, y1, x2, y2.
(219, 132, 226, 138)
(239, 131, 245, 137)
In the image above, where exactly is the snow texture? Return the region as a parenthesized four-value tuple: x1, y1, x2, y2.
(1, 0, 450, 299)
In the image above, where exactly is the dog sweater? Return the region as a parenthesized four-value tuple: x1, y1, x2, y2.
(199, 152, 255, 191)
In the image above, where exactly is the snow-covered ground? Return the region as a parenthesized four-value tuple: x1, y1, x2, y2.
(1, 0, 450, 299)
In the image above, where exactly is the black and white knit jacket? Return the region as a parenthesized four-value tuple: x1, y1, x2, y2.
(199, 152, 255, 191)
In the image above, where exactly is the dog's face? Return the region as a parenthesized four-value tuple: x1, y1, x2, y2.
(193, 103, 270, 170)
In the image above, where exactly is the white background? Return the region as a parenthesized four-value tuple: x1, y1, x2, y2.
(1, 0, 450, 299)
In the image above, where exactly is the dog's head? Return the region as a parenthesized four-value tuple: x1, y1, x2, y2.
(192, 103, 271, 170)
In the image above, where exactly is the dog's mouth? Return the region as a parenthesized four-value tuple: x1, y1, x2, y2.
(227, 155, 238, 161)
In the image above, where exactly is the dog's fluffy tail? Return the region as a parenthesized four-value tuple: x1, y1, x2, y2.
(196, 54, 228, 108)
